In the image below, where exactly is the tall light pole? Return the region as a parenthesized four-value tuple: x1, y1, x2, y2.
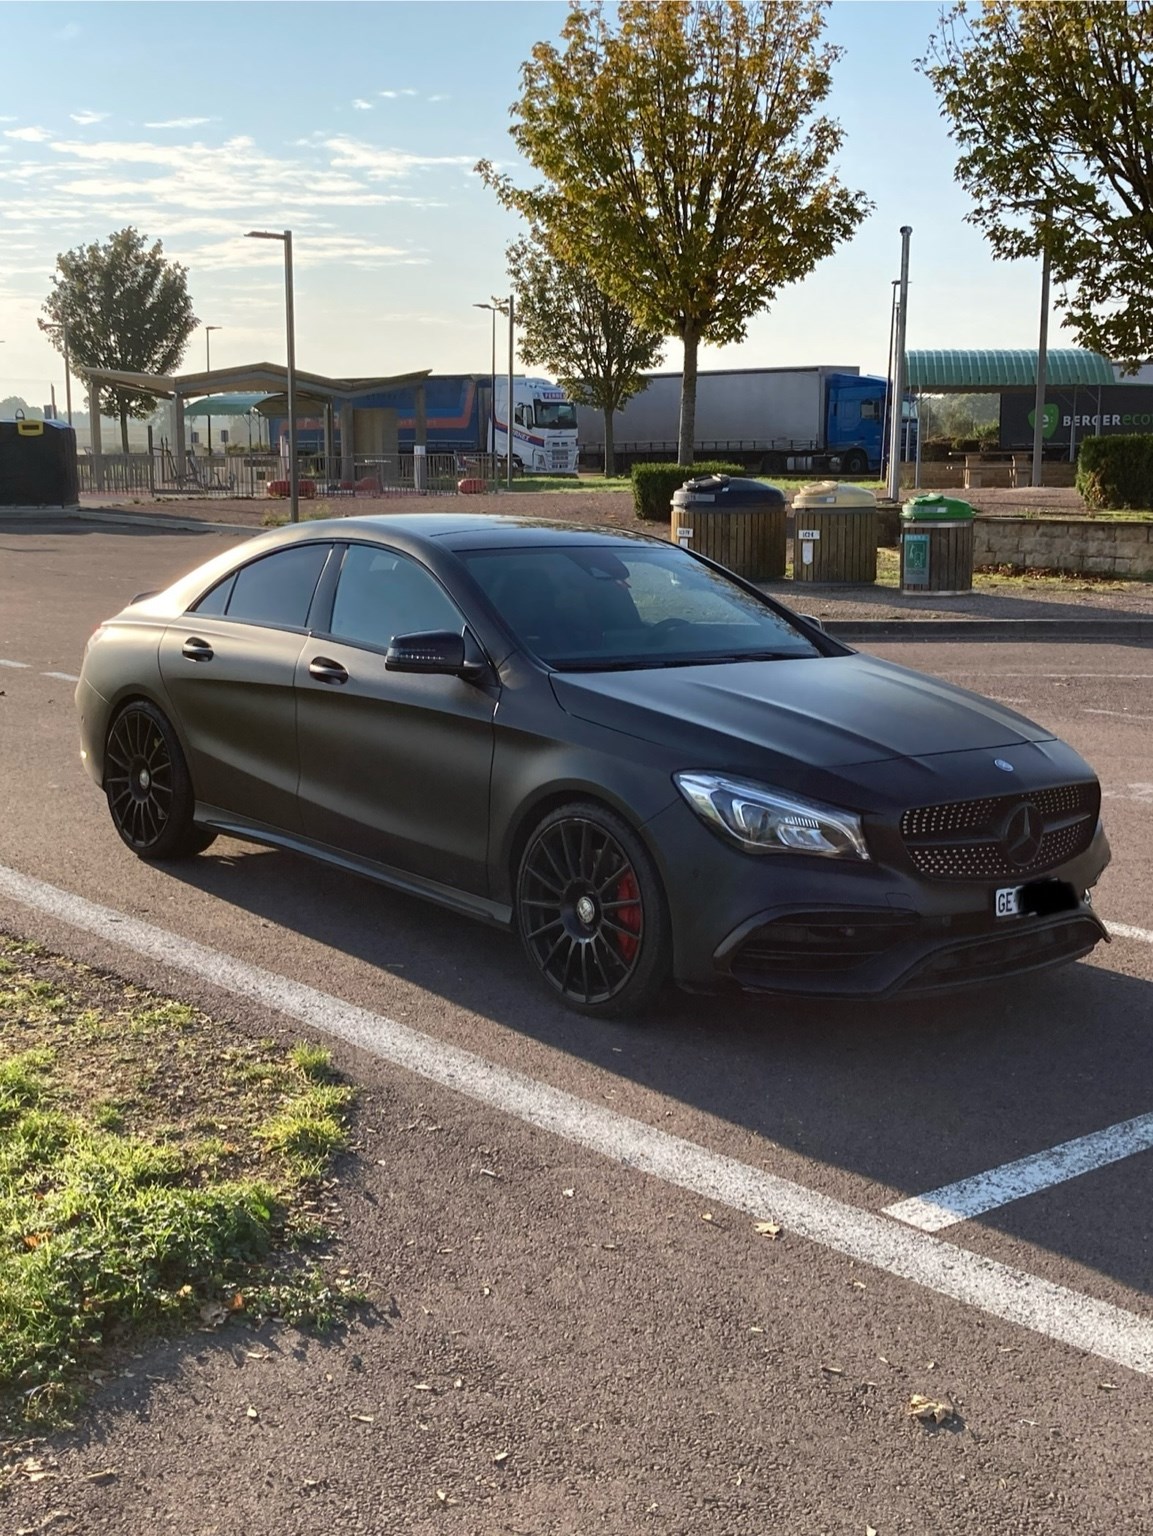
(203, 324, 221, 459)
(473, 299, 507, 470)
(886, 226, 912, 504)
(1031, 233, 1051, 490)
(245, 229, 297, 523)
(505, 292, 515, 489)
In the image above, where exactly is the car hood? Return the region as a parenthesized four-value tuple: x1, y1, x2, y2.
(550, 652, 1053, 769)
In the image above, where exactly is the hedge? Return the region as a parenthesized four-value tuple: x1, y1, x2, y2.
(1077, 432, 1153, 510)
(631, 461, 745, 523)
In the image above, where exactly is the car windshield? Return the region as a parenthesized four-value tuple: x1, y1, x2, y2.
(461, 543, 821, 670)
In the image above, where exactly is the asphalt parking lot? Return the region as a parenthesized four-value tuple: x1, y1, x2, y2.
(3, 515, 1153, 1534)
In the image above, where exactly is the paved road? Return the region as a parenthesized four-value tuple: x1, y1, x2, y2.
(2, 518, 1152, 1534)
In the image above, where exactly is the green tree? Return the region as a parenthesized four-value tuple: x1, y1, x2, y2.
(920, 1, 1153, 368)
(40, 227, 198, 452)
(507, 234, 664, 475)
(0, 396, 41, 420)
(478, 0, 869, 464)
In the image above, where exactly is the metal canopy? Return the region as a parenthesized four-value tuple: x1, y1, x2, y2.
(182, 393, 272, 418)
(905, 348, 1116, 392)
(80, 362, 432, 402)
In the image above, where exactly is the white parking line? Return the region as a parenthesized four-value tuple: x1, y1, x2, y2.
(1086, 709, 1153, 721)
(41, 671, 79, 683)
(2, 861, 1153, 1375)
(885, 1112, 1153, 1232)
(0, 659, 30, 669)
(1108, 921, 1153, 944)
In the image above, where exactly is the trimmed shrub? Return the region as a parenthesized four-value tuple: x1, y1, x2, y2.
(1077, 433, 1153, 510)
(631, 460, 745, 522)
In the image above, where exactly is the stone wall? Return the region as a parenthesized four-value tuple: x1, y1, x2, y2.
(972, 515, 1153, 576)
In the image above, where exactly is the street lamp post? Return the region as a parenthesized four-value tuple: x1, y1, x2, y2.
(472, 299, 508, 474)
(204, 325, 221, 459)
(506, 292, 515, 489)
(245, 229, 297, 523)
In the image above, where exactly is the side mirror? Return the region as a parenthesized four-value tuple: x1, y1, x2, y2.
(385, 630, 489, 680)
(798, 614, 825, 632)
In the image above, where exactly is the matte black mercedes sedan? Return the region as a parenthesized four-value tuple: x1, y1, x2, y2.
(76, 513, 1111, 1016)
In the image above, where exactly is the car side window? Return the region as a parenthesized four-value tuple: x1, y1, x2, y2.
(191, 573, 236, 616)
(328, 544, 462, 652)
(222, 544, 331, 630)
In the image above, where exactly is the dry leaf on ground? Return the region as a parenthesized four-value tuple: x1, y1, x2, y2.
(906, 1393, 956, 1427)
(754, 1221, 782, 1238)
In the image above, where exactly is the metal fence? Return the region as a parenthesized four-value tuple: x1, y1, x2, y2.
(77, 449, 494, 499)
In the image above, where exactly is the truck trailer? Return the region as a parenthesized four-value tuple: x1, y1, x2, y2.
(575, 365, 893, 475)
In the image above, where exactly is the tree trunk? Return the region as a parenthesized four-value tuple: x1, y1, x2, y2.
(602, 406, 616, 478)
(119, 404, 130, 455)
(678, 323, 699, 466)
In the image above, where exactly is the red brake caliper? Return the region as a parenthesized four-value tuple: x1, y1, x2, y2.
(614, 870, 642, 961)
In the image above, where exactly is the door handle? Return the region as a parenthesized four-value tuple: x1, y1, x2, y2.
(308, 656, 349, 685)
(181, 637, 214, 662)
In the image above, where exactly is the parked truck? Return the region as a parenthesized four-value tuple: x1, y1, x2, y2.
(285, 374, 580, 475)
(576, 365, 898, 475)
(391, 374, 579, 475)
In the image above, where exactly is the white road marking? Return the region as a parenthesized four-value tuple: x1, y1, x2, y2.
(1107, 921, 1153, 944)
(1085, 709, 1153, 721)
(42, 671, 80, 683)
(2, 863, 1153, 1375)
(885, 1112, 1153, 1232)
(1103, 785, 1153, 804)
(0, 659, 30, 669)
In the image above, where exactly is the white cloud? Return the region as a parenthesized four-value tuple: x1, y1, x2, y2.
(70, 110, 108, 126)
(54, 22, 81, 40)
(144, 116, 216, 129)
(401, 89, 418, 97)
(323, 136, 475, 180)
(196, 232, 421, 272)
(378, 91, 398, 99)
(428, 95, 449, 103)
(352, 99, 373, 111)
(4, 126, 54, 143)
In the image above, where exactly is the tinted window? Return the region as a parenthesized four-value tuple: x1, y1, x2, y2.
(225, 545, 330, 629)
(328, 545, 462, 651)
(462, 543, 820, 670)
(191, 573, 236, 616)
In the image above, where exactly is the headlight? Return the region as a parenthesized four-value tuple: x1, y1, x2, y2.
(674, 772, 870, 860)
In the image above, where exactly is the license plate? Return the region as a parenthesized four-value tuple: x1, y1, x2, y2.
(995, 885, 1023, 918)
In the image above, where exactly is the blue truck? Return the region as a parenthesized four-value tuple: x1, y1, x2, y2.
(575, 365, 902, 475)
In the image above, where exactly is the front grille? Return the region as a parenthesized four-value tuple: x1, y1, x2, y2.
(900, 782, 1099, 880)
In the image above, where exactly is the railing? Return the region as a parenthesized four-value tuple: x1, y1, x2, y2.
(78, 449, 486, 498)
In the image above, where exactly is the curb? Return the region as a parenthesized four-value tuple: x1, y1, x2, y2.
(0, 505, 258, 536)
(825, 618, 1153, 641)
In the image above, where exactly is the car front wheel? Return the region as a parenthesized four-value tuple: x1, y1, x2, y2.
(104, 701, 216, 860)
(515, 802, 670, 1017)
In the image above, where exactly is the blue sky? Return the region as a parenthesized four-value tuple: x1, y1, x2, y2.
(0, 1, 1068, 408)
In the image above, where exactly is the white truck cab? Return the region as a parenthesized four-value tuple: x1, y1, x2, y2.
(491, 376, 579, 475)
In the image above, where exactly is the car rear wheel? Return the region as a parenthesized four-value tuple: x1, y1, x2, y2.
(515, 802, 670, 1017)
(104, 701, 216, 860)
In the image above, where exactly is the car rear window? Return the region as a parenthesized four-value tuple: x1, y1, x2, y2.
(203, 544, 330, 630)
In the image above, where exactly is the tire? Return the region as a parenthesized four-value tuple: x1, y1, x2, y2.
(103, 701, 216, 860)
(841, 450, 868, 475)
(515, 801, 671, 1018)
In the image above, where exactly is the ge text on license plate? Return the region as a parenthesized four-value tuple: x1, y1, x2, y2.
(995, 885, 1023, 918)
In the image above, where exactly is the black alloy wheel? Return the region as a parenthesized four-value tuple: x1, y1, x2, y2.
(104, 701, 216, 860)
(516, 803, 670, 1017)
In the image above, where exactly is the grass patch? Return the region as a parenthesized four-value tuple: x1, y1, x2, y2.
(0, 936, 361, 1432)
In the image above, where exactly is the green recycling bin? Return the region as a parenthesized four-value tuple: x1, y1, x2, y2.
(900, 494, 975, 595)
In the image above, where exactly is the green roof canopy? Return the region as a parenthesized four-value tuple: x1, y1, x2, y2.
(905, 348, 1116, 392)
(183, 393, 271, 417)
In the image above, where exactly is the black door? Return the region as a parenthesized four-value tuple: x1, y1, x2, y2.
(158, 542, 333, 831)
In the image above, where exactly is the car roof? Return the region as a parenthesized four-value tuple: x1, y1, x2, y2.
(324, 513, 658, 551)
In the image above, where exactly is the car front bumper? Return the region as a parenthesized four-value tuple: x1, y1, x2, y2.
(645, 799, 1112, 999)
